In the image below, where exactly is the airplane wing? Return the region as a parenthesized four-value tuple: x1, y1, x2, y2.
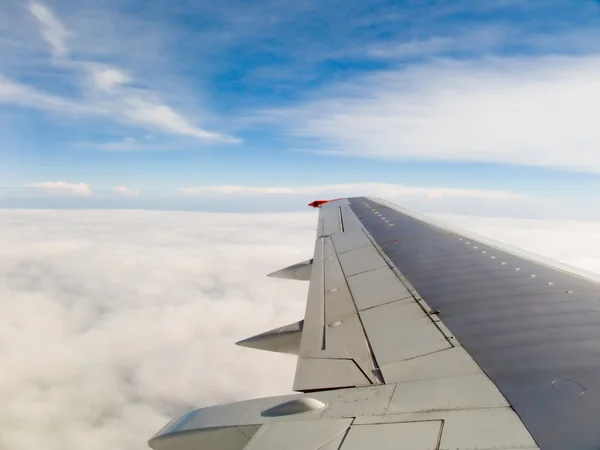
(148, 197, 600, 450)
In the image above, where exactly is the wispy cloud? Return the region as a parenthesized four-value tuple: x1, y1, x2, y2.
(123, 98, 239, 142)
(370, 36, 454, 58)
(30, 181, 93, 196)
(28, 2, 70, 58)
(0, 76, 93, 113)
(73, 138, 177, 152)
(368, 26, 509, 59)
(91, 67, 131, 91)
(0, 2, 237, 144)
(271, 55, 600, 173)
(182, 183, 524, 201)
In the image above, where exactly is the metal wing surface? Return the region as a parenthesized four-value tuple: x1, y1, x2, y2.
(149, 197, 600, 450)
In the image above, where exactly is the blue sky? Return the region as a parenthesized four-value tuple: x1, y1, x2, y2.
(2, 0, 600, 214)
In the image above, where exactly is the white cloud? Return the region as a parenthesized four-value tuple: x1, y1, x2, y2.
(0, 76, 93, 113)
(0, 209, 314, 450)
(74, 138, 178, 152)
(276, 55, 600, 173)
(123, 98, 238, 142)
(0, 73, 235, 142)
(369, 36, 454, 58)
(28, 2, 69, 57)
(368, 26, 509, 59)
(181, 183, 524, 201)
(30, 181, 93, 196)
(1, 208, 600, 450)
(91, 67, 131, 91)
(114, 186, 139, 197)
(0, 3, 238, 143)
(183, 185, 300, 195)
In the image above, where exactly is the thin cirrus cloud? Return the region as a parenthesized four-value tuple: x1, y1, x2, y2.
(73, 137, 176, 152)
(368, 25, 509, 59)
(369, 36, 454, 58)
(274, 55, 600, 173)
(181, 183, 524, 201)
(0, 75, 92, 113)
(0, 2, 237, 144)
(27, 2, 69, 57)
(2, 208, 600, 450)
(24, 182, 138, 198)
(123, 98, 238, 142)
(30, 181, 93, 196)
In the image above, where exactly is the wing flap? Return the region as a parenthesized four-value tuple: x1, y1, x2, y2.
(355, 409, 539, 450)
(387, 373, 508, 414)
(318, 204, 343, 237)
(346, 266, 413, 311)
(298, 237, 326, 354)
(360, 300, 452, 368)
(341, 422, 442, 450)
(293, 198, 476, 391)
(330, 230, 371, 253)
(293, 200, 385, 390)
(337, 245, 388, 277)
(244, 419, 352, 450)
(378, 346, 482, 383)
(293, 358, 371, 392)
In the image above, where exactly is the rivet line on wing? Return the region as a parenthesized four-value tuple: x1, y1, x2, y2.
(452, 234, 579, 300)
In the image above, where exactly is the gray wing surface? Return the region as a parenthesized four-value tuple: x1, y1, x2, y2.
(148, 197, 600, 450)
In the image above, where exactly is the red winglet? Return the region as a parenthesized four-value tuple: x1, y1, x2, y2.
(308, 198, 344, 208)
(308, 200, 330, 208)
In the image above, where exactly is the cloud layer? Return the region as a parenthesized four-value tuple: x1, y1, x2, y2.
(277, 55, 600, 172)
(0, 209, 314, 450)
(4, 182, 532, 216)
(2, 208, 600, 450)
(182, 183, 524, 200)
(30, 181, 93, 196)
